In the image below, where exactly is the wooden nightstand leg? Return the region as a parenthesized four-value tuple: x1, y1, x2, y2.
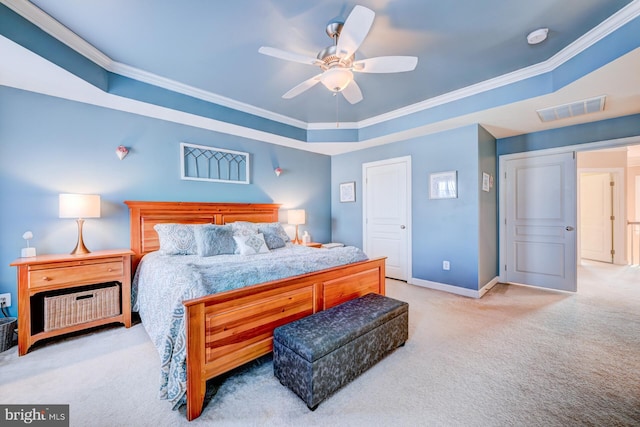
(122, 255, 132, 328)
(16, 265, 30, 356)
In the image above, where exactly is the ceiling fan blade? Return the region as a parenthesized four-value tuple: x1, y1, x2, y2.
(259, 46, 321, 66)
(336, 5, 375, 59)
(341, 80, 363, 104)
(352, 56, 418, 73)
(282, 74, 323, 99)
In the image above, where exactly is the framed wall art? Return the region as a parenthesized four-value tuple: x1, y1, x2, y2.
(181, 142, 250, 184)
(340, 181, 356, 202)
(429, 171, 457, 199)
(482, 172, 491, 192)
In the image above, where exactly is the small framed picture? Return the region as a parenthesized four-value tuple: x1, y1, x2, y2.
(430, 171, 457, 199)
(340, 181, 356, 203)
(482, 172, 491, 192)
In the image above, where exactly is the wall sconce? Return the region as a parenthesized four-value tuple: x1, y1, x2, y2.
(116, 145, 129, 160)
(59, 193, 101, 255)
(274, 167, 282, 176)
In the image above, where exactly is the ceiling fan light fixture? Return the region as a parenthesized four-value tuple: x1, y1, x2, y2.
(320, 67, 353, 92)
(259, 5, 417, 102)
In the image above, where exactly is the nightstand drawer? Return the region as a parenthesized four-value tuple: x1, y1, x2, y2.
(29, 261, 124, 289)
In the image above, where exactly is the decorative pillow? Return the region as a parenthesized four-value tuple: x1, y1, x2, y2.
(230, 222, 259, 253)
(257, 222, 288, 249)
(230, 221, 259, 237)
(233, 233, 270, 255)
(193, 224, 235, 257)
(154, 223, 197, 255)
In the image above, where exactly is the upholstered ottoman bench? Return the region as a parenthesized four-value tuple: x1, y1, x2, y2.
(273, 292, 408, 410)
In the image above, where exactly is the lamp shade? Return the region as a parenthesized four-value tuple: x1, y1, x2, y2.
(320, 68, 353, 92)
(288, 209, 306, 225)
(59, 194, 101, 219)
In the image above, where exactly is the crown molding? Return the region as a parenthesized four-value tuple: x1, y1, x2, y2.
(3, 0, 639, 133)
(0, 0, 308, 130)
(109, 61, 309, 130)
(356, 0, 640, 128)
(1, 0, 112, 68)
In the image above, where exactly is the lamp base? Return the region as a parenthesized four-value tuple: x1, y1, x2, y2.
(70, 218, 91, 255)
(292, 225, 302, 245)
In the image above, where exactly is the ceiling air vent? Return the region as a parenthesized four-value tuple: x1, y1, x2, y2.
(536, 95, 606, 122)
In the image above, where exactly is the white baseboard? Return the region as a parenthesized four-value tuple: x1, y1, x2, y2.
(409, 276, 499, 299)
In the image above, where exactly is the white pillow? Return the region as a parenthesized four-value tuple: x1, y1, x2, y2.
(233, 233, 270, 255)
(153, 223, 198, 255)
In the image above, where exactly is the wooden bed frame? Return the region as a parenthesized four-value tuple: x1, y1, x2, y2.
(125, 201, 386, 421)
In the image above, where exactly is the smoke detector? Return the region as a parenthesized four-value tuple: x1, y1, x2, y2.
(527, 28, 549, 45)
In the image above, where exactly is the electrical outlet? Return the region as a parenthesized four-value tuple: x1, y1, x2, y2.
(442, 261, 450, 271)
(0, 293, 11, 308)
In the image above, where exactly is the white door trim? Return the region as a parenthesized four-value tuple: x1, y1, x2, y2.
(362, 156, 412, 281)
(499, 135, 640, 284)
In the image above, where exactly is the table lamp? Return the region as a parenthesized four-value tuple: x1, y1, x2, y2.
(288, 209, 306, 244)
(59, 193, 101, 255)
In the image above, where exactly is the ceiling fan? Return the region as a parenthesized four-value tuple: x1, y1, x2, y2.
(258, 5, 418, 104)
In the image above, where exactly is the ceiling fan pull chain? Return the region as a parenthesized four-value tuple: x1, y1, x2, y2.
(336, 92, 340, 128)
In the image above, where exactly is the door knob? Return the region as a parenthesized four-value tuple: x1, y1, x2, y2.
(400, 225, 406, 229)
(565, 226, 575, 231)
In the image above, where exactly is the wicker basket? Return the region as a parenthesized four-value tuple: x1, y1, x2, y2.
(0, 317, 17, 352)
(44, 284, 120, 332)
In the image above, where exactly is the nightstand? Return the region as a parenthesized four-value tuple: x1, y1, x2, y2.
(10, 249, 133, 356)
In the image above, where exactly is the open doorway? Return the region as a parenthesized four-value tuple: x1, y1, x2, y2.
(577, 145, 640, 267)
(577, 168, 624, 264)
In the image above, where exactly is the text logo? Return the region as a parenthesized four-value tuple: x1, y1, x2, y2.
(1, 405, 69, 426)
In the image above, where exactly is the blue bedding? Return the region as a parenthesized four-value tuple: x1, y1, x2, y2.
(131, 244, 368, 408)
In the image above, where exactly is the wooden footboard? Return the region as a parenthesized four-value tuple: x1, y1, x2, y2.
(183, 257, 386, 421)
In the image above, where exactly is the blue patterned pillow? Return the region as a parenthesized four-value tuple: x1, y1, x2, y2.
(233, 233, 270, 255)
(230, 221, 259, 237)
(154, 223, 197, 255)
(193, 224, 235, 257)
(257, 222, 288, 249)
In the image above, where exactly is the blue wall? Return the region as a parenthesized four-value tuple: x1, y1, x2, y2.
(497, 113, 640, 155)
(331, 124, 497, 291)
(0, 87, 331, 317)
(478, 126, 498, 286)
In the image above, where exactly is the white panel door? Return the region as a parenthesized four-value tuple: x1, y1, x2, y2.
(505, 152, 577, 292)
(580, 172, 612, 263)
(363, 157, 410, 281)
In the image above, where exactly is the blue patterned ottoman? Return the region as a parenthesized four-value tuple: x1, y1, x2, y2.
(273, 293, 408, 410)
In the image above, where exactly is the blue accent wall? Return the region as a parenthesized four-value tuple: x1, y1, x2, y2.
(0, 4, 108, 92)
(106, 74, 308, 142)
(331, 124, 498, 291)
(0, 87, 331, 317)
(497, 114, 640, 155)
(478, 126, 498, 286)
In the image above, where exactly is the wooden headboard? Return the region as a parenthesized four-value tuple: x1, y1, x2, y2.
(124, 201, 281, 272)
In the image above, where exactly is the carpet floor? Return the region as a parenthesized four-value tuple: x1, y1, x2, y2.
(1, 261, 639, 426)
